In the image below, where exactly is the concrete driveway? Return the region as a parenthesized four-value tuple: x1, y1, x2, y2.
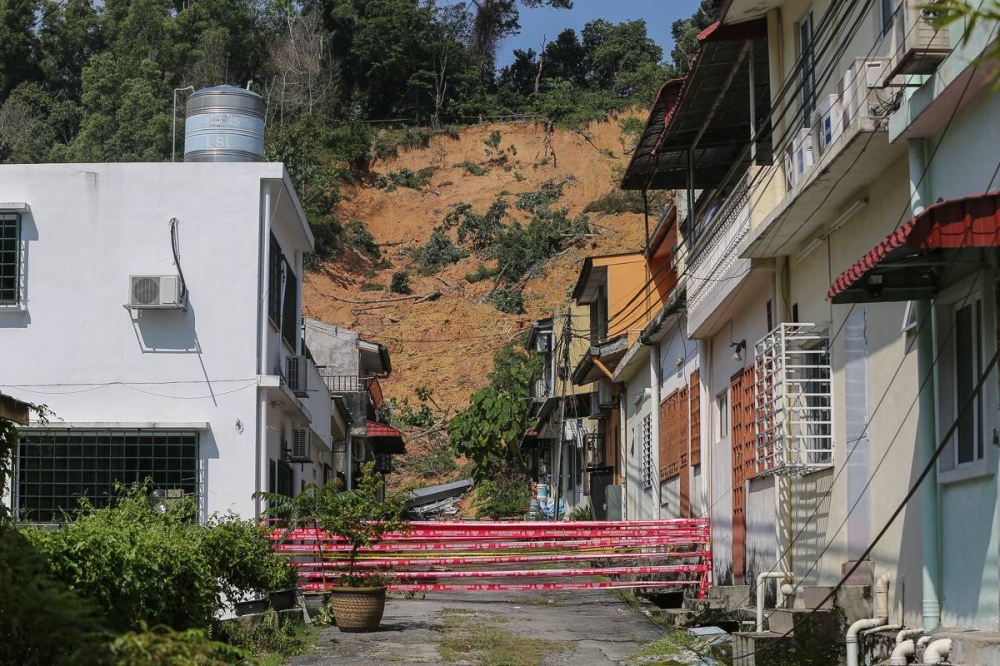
(289, 589, 667, 666)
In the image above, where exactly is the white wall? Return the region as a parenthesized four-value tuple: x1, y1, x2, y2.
(657, 315, 701, 517)
(0, 163, 315, 520)
(622, 358, 653, 521)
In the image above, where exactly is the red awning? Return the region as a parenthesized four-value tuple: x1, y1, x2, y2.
(828, 192, 1000, 303)
(366, 420, 405, 455)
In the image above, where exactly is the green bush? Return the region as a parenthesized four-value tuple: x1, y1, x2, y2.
(373, 127, 435, 160)
(453, 160, 488, 176)
(464, 263, 497, 283)
(361, 282, 385, 291)
(344, 220, 381, 259)
(373, 166, 436, 191)
(515, 179, 565, 214)
(212, 612, 314, 661)
(450, 198, 510, 255)
(414, 227, 469, 274)
(0, 529, 106, 666)
(21, 485, 293, 633)
(472, 468, 531, 519)
(486, 287, 524, 314)
(390, 271, 411, 294)
(108, 626, 248, 666)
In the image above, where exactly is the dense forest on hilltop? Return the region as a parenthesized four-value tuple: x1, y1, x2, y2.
(0, 0, 717, 257)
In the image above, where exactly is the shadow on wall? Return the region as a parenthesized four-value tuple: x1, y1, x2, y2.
(198, 428, 219, 524)
(792, 468, 834, 587)
(132, 301, 200, 353)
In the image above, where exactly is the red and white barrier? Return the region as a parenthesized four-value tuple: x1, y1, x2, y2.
(270, 519, 712, 599)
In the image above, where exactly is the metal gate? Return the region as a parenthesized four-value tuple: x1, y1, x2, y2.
(272, 519, 711, 598)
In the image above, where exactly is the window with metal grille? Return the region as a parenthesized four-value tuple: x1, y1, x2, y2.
(16, 429, 199, 522)
(268, 233, 282, 325)
(753, 323, 832, 476)
(641, 413, 652, 489)
(0, 212, 21, 305)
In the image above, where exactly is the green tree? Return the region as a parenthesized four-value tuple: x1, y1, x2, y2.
(0, 0, 44, 98)
(469, 0, 573, 72)
(38, 0, 104, 99)
(542, 28, 587, 86)
(664, 0, 718, 78)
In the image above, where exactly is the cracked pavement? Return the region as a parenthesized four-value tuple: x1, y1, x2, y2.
(289, 589, 666, 665)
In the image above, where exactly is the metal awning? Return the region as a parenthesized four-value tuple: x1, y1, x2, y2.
(828, 192, 1000, 304)
(572, 335, 630, 386)
(366, 420, 405, 455)
(621, 19, 772, 191)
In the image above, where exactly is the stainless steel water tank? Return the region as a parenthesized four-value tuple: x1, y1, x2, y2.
(183, 86, 265, 162)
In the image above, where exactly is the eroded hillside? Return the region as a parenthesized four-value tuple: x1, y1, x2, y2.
(303, 118, 648, 417)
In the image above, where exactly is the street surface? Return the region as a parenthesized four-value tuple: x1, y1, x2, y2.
(290, 589, 666, 665)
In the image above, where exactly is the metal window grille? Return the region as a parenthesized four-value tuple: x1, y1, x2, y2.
(641, 413, 652, 489)
(268, 234, 281, 325)
(16, 429, 199, 522)
(0, 212, 21, 305)
(754, 323, 832, 476)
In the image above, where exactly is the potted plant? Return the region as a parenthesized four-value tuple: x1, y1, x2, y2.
(320, 462, 408, 632)
(254, 483, 338, 618)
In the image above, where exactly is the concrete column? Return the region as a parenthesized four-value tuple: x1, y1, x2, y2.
(910, 138, 941, 631)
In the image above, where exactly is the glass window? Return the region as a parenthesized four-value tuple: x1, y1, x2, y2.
(0, 212, 21, 305)
(268, 234, 281, 325)
(16, 430, 199, 522)
(281, 258, 298, 349)
(954, 301, 984, 465)
(716, 392, 729, 441)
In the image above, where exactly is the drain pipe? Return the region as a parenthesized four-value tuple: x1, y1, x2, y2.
(756, 571, 793, 632)
(897, 628, 924, 645)
(923, 638, 951, 665)
(847, 573, 891, 666)
(891, 640, 916, 666)
(910, 138, 942, 632)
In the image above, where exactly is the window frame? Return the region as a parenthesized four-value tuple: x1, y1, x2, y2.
(15, 428, 200, 523)
(641, 413, 652, 489)
(797, 8, 816, 129)
(0, 211, 23, 307)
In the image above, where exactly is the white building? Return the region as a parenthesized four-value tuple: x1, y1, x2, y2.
(0, 162, 346, 522)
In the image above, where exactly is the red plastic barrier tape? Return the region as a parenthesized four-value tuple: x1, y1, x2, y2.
(301, 580, 701, 592)
(270, 518, 713, 599)
(290, 550, 712, 568)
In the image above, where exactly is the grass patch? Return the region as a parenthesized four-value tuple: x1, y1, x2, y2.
(626, 628, 700, 666)
(374, 166, 437, 191)
(454, 160, 489, 176)
(436, 611, 567, 666)
(509, 596, 561, 607)
(360, 283, 385, 292)
(214, 613, 316, 664)
(613, 588, 643, 610)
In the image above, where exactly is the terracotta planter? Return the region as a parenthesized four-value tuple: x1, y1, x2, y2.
(302, 591, 330, 619)
(328, 586, 387, 632)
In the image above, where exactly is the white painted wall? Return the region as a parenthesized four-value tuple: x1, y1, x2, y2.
(0, 162, 320, 520)
(657, 315, 701, 518)
(622, 354, 653, 521)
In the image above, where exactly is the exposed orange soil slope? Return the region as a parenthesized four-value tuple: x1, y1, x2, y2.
(302, 118, 647, 416)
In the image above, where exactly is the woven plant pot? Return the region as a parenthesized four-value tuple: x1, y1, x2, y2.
(328, 586, 387, 632)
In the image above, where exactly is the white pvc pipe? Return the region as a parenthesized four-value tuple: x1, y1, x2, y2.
(891, 639, 916, 666)
(897, 628, 924, 645)
(756, 571, 793, 632)
(847, 574, 892, 666)
(923, 638, 952, 665)
(863, 624, 901, 640)
(917, 636, 932, 650)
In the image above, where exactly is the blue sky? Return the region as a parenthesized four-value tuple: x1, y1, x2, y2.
(495, 0, 703, 66)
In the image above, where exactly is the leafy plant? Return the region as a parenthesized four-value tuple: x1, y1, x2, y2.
(486, 286, 524, 314)
(201, 513, 297, 600)
(390, 271, 411, 294)
(449, 198, 510, 255)
(472, 464, 531, 519)
(373, 166, 436, 191)
(414, 227, 470, 273)
(344, 220, 381, 260)
(321, 462, 408, 586)
(212, 610, 315, 660)
(109, 625, 249, 666)
(464, 262, 497, 283)
(454, 160, 489, 176)
(514, 179, 565, 214)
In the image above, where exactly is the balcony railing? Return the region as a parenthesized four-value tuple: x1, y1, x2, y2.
(687, 176, 751, 329)
(753, 323, 832, 476)
(321, 374, 383, 422)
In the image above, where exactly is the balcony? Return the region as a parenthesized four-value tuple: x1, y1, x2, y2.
(686, 176, 752, 338)
(886, 1, 951, 80)
(321, 374, 382, 435)
(753, 323, 832, 477)
(741, 57, 908, 259)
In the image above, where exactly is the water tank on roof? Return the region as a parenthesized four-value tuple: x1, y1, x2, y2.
(183, 85, 265, 162)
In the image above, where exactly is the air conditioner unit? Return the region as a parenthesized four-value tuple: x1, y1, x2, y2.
(815, 93, 843, 153)
(563, 419, 579, 443)
(289, 428, 312, 463)
(792, 128, 815, 186)
(841, 59, 887, 125)
(589, 390, 600, 416)
(352, 439, 366, 462)
(285, 355, 309, 397)
(535, 333, 551, 353)
(598, 378, 615, 407)
(127, 275, 184, 309)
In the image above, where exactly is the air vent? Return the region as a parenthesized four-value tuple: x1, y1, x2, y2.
(127, 276, 184, 309)
(289, 428, 311, 463)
